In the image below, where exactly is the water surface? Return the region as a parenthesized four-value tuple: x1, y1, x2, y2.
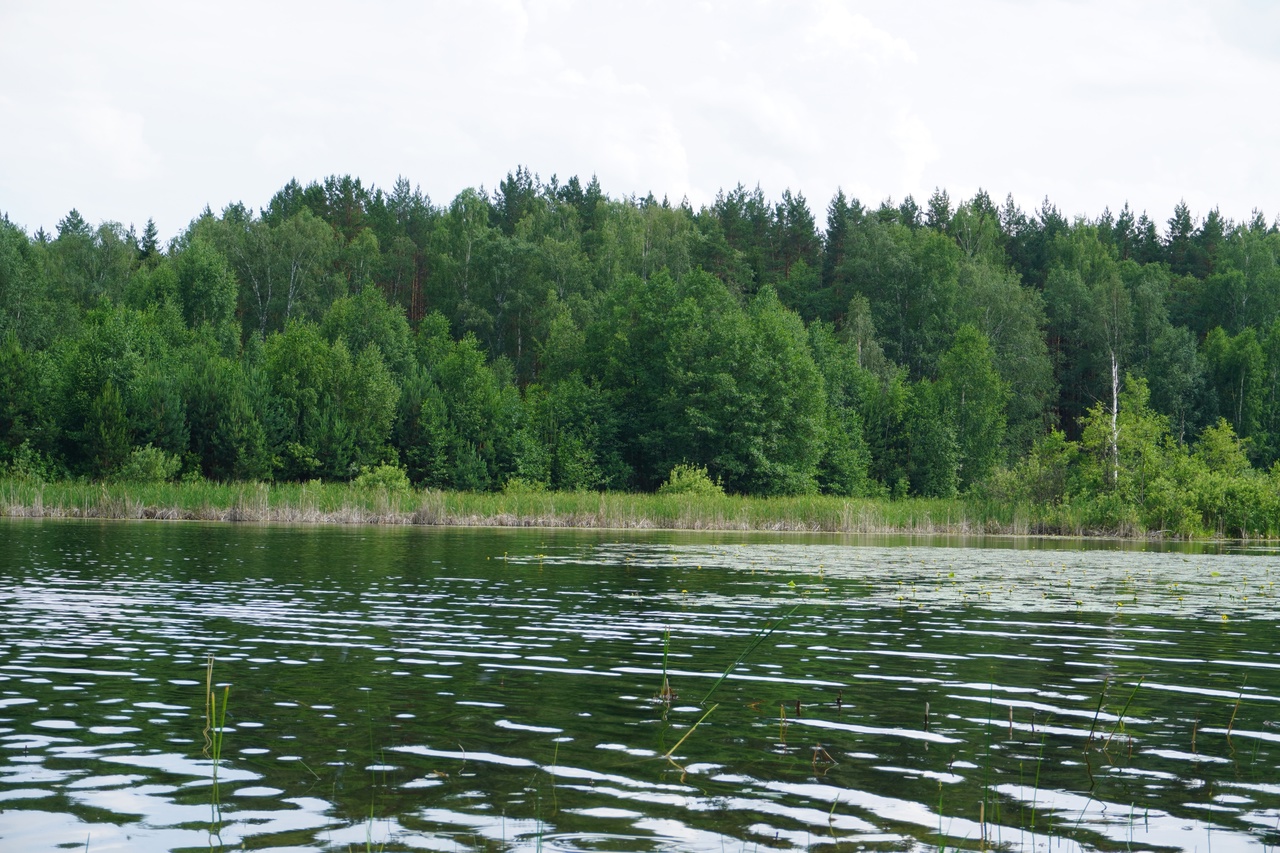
(1, 520, 1278, 852)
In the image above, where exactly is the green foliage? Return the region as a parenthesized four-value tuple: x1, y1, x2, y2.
(1202, 326, 1265, 445)
(115, 444, 182, 483)
(202, 206, 338, 340)
(0, 217, 58, 348)
(320, 285, 414, 378)
(0, 335, 58, 464)
(657, 463, 725, 497)
(905, 380, 958, 498)
(516, 375, 624, 492)
(88, 379, 131, 478)
(1015, 430, 1078, 506)
(5, 439, 60, 483)
(591, 270, 823, 495)
(955, 259, 1052, 455)
(4, 175, 1280, 536)
(352, 462, 412, 494)
(838, 219, 960, 376)
(263, 321, 398, 480)
(175, 239, 238, 341)
(394, 367, 450, 488)
(502, 476, 547, 494)
(182, 347, 270, 481)
(937, 324, 1008, 488)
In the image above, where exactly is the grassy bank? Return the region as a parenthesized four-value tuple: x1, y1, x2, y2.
(0, 476, 1223, 538)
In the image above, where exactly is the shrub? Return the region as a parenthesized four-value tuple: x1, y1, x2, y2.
(6, 440, 58, 483)
(503, 476, 548, 494)
(657, 463, 724, 497)
(114, 444, 182, 483)
(352, 463, 412, 494)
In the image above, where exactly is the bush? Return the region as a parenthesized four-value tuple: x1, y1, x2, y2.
(114, 444, 182, 483)
(6, 440, 58, 483)
(352, 463, 412, 494)
(503, 476, 547, 494)
(657, 463, 724, 497)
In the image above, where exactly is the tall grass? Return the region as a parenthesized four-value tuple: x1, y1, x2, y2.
(0, 477, 1023, 533)
(3, 476, 1274, 538)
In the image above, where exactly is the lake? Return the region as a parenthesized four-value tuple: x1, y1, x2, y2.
(1, 520, 1278, 852)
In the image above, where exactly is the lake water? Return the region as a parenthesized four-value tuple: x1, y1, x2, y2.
(1, 520, 1278, 853)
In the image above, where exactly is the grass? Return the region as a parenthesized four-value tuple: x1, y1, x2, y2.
(0, 475, 1113, 535)
(203, 655, 230, 844)
(203, 656, 230, 781)
(6, 475, 1280, 540)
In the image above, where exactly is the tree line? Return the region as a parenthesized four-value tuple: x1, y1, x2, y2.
(2, 169, 1278, 535)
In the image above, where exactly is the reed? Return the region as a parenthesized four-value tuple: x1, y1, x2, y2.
(203, 654, 230, 843)
(700, 602, 803, 704)
(1085, 678, 1110, 747)
(1104, 677, 1145, 752)
(656, 628, 675, 703)
(10, 474, 1277, 542)
(204, 658, 230, 782)
(1227, 677, 1247, 742)
(0, 475, 1202, 537)
(662, 703, 719, 760)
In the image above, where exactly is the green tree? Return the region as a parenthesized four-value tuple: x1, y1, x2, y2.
(320, 285, 415, 378)
(0, 334, 58, 466)
(937, 325, 1008, 488)
(1079, 375, 1172, 508)
(53, 305, 163, 473)
(1202, 326, 1265, 447)
(1147, 325, 1206, 444)
(175, 239, 238, 350)
(129, 362, 189, 458)
(138, 218, 161, 266)
(838, 218, 960, 377)
(87, 379, 131, 477)
(1044, 226, 1132, 453)
(726, 286, 825, 494)
(905, 379, 958, 498)
(516, 374, 625, 491)
(948, 190, 1006, 265)
(181, 342, 270, 480)
(808, 321, 873, 496)
(0, 218, 60, 348)
(263, 320, 399, 481)
(430, 188, 495, 339)
(955, 259, 1052, 454)
(413, 314, 520, 490)
(209, 207, 337, 339)
(392, 365, 451, 488)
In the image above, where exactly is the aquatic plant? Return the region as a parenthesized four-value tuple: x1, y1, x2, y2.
(700, 602, 804, 704)
(203, 655, 230, 843)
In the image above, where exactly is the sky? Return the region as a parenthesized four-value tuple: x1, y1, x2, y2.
(2, 0, 1278, 242)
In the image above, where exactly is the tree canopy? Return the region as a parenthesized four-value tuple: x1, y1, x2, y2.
(2, 173, 1279, 534)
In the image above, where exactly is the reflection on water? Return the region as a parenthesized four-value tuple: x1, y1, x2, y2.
(1, 520, 1278, 852)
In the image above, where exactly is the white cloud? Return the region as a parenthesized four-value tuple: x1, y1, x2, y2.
(892, 109, 940, 192)
(1, 0, 1276, 238)
(70, 100, 156, 182)
(804, 0, 916, 64)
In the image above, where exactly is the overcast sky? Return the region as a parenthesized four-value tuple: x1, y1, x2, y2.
(2, 0, 1277, 242)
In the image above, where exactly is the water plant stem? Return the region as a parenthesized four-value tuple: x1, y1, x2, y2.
(700, 603, 802, 704)
(658, 627, 675, 702)
(1104, 676, 1144, 752)
(663, 703, 719, 760)
(1086, 677, 1110, 747)
(1227, 677, 1247, 741)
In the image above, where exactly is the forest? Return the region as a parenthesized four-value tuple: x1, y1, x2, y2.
(2, 169, 1279, 536)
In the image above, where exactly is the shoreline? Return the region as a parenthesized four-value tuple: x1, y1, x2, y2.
(2, 478, 1271, 543)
